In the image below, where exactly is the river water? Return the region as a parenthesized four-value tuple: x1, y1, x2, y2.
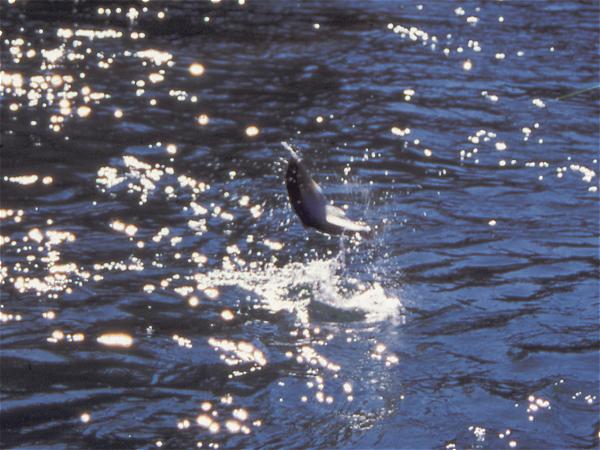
(1, 1, 599, 448)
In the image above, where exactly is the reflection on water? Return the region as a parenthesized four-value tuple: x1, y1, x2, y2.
(1, 0, 599, 448)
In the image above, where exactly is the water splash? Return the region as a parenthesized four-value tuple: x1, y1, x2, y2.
(193, 252, 403, 325)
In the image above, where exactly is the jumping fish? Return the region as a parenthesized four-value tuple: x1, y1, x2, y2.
(283, 142, 372, 236)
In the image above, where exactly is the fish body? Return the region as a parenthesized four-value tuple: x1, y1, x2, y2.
(283, 143, 371, 236)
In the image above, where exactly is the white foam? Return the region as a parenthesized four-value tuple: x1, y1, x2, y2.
(192, 256, 402, 324)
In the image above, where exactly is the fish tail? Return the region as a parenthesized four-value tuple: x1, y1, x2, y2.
(281, 141, 301, 160)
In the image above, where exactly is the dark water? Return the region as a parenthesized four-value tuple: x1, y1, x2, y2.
(1, 1, 599, 448)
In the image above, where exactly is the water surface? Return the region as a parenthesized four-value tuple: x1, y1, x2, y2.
(1, 1, 599, 448)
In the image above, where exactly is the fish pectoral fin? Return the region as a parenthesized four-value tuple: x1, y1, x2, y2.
(311, 179, 324, 196)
